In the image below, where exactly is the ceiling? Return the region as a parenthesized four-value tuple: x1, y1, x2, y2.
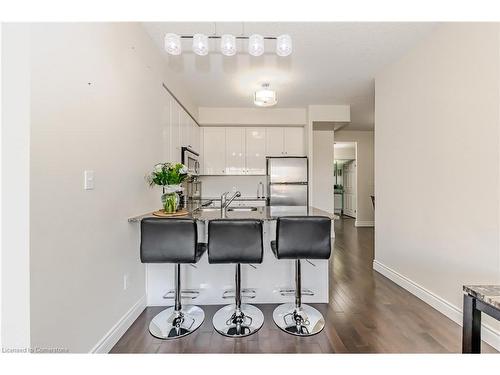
(143, 22, 438, 130)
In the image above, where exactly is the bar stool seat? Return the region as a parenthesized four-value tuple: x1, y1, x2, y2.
(208, 219, 264, 338)
(141, 218, 206, 340)
(271, 216, 331, 336)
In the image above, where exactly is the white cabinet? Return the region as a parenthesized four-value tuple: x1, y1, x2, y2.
(265, 127, 284, 157)
(203, 127, 226, 175)
(245, 128, 266, 175)
(188, 117, 200, 153)
(265, 127, 304, 157)
(180, 110, 190, 150)
(201, 126, 304, 175)
(225, 128, 245, 175)
(170, 101, 181, 163)
(161, 87, 201, 162)
(161, 90, 171, 161)
(284, 127, 304, 156)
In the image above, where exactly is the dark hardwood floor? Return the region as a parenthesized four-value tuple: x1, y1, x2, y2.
(111, 217, 496, 353)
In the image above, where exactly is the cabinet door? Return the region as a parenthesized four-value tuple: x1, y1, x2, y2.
(203, 127, 226, 175)
(180, 110, 190, 148)
(225, 128, 245, 175)
(245, 128, 266, 175)
(189, 118, 200, 152)
(265, 127, 284, 156)
(161, 90, 171, 161)
(170, 101, 181, 163)
(284, 127, 304, 156)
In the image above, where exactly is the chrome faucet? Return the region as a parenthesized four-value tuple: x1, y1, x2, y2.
(221, 191, 241, 215)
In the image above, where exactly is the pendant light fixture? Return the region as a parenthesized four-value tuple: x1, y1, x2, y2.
(163, 23, 292, 57)
(220, 34, 237, 56)
(276, 34, 293, 57)
(164, 33, 182, 55)
(254, 83, 277, 107)
(248, 34, 265, 57)
(192, 33, 209, 56)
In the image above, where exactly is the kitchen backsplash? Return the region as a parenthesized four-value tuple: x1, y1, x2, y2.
(199, 175, 267, 198)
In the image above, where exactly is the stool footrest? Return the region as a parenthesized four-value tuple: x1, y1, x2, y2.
(222, 288, 256, 299)
(279, 288, 314, 296)
(163, 289, 200, 300)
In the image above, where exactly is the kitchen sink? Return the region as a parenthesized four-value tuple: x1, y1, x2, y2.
(227, 207, 258, 212)
(196, 207, 220, 212)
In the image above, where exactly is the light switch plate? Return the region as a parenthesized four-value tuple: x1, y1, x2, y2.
(84, 170, 94, 190)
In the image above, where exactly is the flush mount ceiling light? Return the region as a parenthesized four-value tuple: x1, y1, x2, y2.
(254, 83, 277, 107)
(163, 24, 292, 57)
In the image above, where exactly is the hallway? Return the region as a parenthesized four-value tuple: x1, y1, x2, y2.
(111, 217, 495, 353)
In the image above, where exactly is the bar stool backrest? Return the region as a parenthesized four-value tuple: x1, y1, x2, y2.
(140, 218, 198, 263)
(208, 219, 263, 264)
(275, 216, 331, 260)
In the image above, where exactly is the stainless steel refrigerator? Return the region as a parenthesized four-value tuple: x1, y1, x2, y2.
(266, 157, 308, 206)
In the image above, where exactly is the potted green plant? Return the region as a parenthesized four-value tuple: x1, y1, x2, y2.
(146, 162, 189, 213)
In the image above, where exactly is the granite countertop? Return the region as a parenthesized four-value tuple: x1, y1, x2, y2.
(128, 203, 335, 223)
(463, 285, 500, 310)
(202, 196, 266, 201)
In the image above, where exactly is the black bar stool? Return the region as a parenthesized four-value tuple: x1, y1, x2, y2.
(208, 219, 264, 337)
(271, 216, 331, 336)
(140, 218, 206, 339)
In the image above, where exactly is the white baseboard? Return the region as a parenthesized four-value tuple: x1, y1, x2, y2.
(373, 260, 500, 351)
(90, 295, 146, 353)
(355, 220, 374, 227)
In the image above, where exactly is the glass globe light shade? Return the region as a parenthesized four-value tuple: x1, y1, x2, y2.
(192, 34, 209, 56)
(164, 33, 181, 55)
(220, 34, 236, 56)
(276, 34, 292, 57)
(248, 34, 264, 56)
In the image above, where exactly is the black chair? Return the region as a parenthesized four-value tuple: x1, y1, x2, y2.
(208, 219, 264, 337)
(140, 218, 206, 339)
(271, 216, 331, 336)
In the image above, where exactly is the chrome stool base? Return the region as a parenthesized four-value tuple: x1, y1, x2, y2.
(149, 305, 205, 340)
(212, 303, 264, 337)
(272, 303, 325, 336)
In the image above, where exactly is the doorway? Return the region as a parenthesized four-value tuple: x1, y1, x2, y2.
(334, 142, 357, 218)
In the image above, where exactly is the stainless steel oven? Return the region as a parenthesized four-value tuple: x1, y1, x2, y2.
(181, 147, 200, 176)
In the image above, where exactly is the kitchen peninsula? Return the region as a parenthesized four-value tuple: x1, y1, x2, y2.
(129, 202, 334, 306)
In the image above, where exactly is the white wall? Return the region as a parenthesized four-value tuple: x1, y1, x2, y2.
(28, 23, 181, 352)
(1, 23, 31, 351)
(334, 143, 356, 160)
(375, 23, 500, 348)
(198, 107, 307, 126)
(312, 129, 335, 213)
(307, 106, 351, 207)
(335, 131, 374, 225)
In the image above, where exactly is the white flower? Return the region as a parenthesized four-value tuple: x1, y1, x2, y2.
(179, 165, 188, 174)
(154, 163, 163, 172)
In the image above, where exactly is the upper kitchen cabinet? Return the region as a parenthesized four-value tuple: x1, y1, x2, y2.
(283, 127, 305, 156)
(226, 128, 245, 174)
(189, 117, 200, 153)
(265, 127, 285, 157)
(265, 127, 305, 156)
(180, 110, 190, 151)
(245, 128, 266, 174)
(203, 127, 226, 175)
(170, 100, 181, 163)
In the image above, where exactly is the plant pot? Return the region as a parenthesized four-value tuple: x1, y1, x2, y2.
(161, 184, 182, 213)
